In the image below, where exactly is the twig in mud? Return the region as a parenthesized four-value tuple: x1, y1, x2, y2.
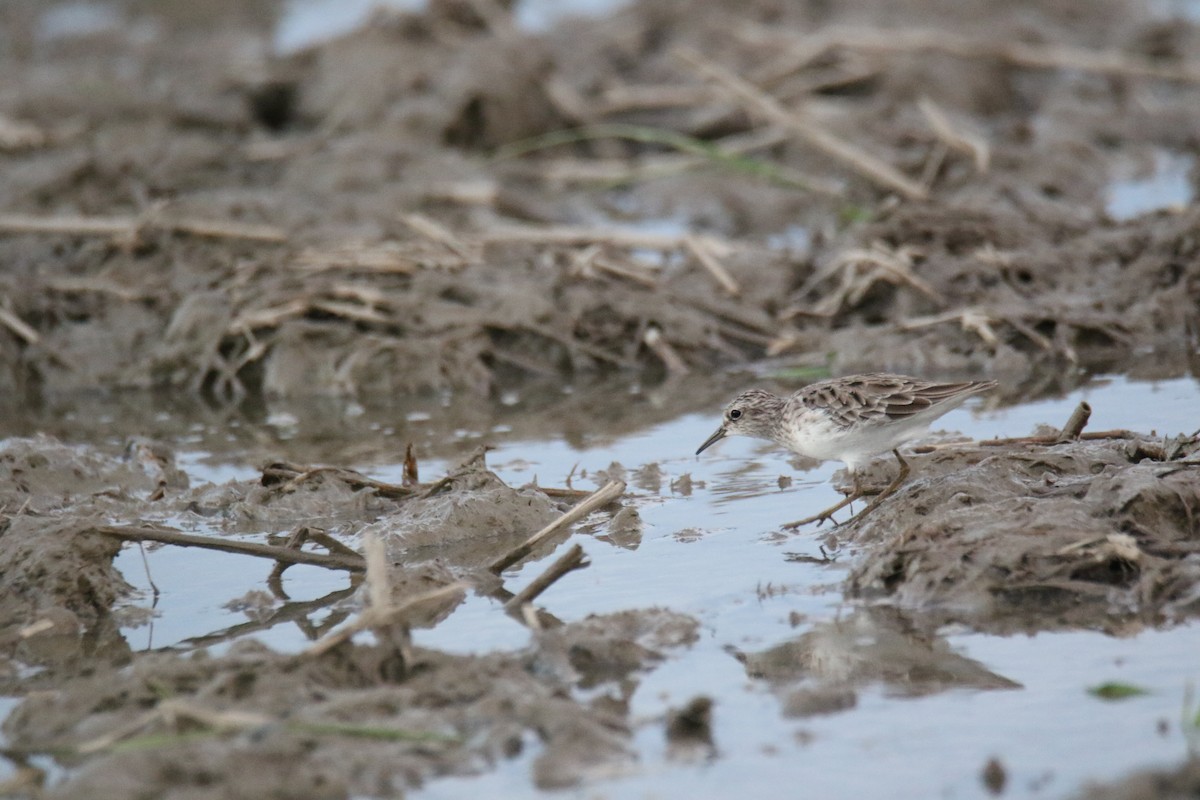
(684, 234, 741, 296)
(480, 582, 566, 629)
(643, 326, 690, 376)
(504, 543, 590, 612)
(533, 484, 592, 501)
(798, 243, 944, 317)
(910, 429, 1139, 455)
(917, 96, 990, 173)
(403, 444, 420, 487)
(983, 430, 1137, 446)
(45, 276, 152, 301)
(673, 47, 928, 200)
(268, 527, 363, 595)
(0, 212, 285, 242)
(304, 537, 463, 657)
(0, 307, 40, 344)
(261, 461, 415, 500)
(424, 180, 499, 207)
(896, 308, 1001, 347)
(137, 542, 160, 602)
(896, 307, 1057, 352)
(1056, 401, 1092, 442)
(489, 480, 626, 574)
(94, 525, 366, 572)
(482, 221, 737, 254)
(399, 212, 476, 261)
(570, 245, 659, 289)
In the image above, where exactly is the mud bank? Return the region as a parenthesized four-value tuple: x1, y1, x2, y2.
(2, 0, 1199, 407)
(844, 430, 1200, 633)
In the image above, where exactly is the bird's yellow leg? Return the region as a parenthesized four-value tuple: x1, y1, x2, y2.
(783, 451, 911, 530)
(783, 469, 863, 529)
(839, 449, 910, 526)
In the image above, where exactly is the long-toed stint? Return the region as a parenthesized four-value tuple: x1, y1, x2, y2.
(696, 373, 996, 527)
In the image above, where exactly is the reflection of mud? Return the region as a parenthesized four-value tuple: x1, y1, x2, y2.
(733, 608, 1018, 718)
(845, 434, 1200, 633)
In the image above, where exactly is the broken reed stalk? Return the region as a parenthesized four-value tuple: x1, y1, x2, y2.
(1056, 401, 1092, 442)
(94, 525, 365, 572)
(489, 479, 626, 574)
(0, 307, 40, 344)
(643, 326, 690, 376)
(917, 96, 990, 173)
(482, 222, 736, 253)
(504, 543, 590, 611)
(261, 462, 414, 499)
(673, 47, 928, 200)
(910, 429, 1137, 455)
(1028, 430, 1132, 444)
(306, 580, 468, 657)
(0, 212, 285, 242)
(684, 234, 741, 296)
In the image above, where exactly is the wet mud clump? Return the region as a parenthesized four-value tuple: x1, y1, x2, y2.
(0, 437, 179, 650)
(845, 432, 1200, 633)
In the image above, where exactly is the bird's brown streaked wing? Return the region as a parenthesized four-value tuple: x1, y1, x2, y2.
(794, 375, 995, 430)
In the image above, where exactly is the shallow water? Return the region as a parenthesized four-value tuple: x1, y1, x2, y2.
(1105, 150, 1196, 221)
(44, 374, 1185, 797)
(273, 0, 630, 52)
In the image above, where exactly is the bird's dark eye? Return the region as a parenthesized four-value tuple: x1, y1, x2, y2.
(729, 409, 742, 420)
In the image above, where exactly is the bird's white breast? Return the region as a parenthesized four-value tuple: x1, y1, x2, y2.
(779, 407, 931, 472)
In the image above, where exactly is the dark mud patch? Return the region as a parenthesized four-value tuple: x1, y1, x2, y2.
(844, 432, 1200, 633)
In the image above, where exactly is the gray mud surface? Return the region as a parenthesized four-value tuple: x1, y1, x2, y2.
(3, 0, 1200, 408)
(3, 0, 1200, 796)
(844, 432, 1200, 633)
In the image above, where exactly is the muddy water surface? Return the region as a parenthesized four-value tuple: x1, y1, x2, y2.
(6, 374, 1195, 798)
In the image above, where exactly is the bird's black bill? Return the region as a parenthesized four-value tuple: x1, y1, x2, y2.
(695, 426, 727, 455)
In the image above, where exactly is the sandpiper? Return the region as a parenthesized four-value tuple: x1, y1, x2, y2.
(696, 373, 996, 527)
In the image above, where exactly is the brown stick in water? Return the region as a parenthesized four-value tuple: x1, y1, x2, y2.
(93, 525, 365, 572)
(489, 480, 625, 574)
